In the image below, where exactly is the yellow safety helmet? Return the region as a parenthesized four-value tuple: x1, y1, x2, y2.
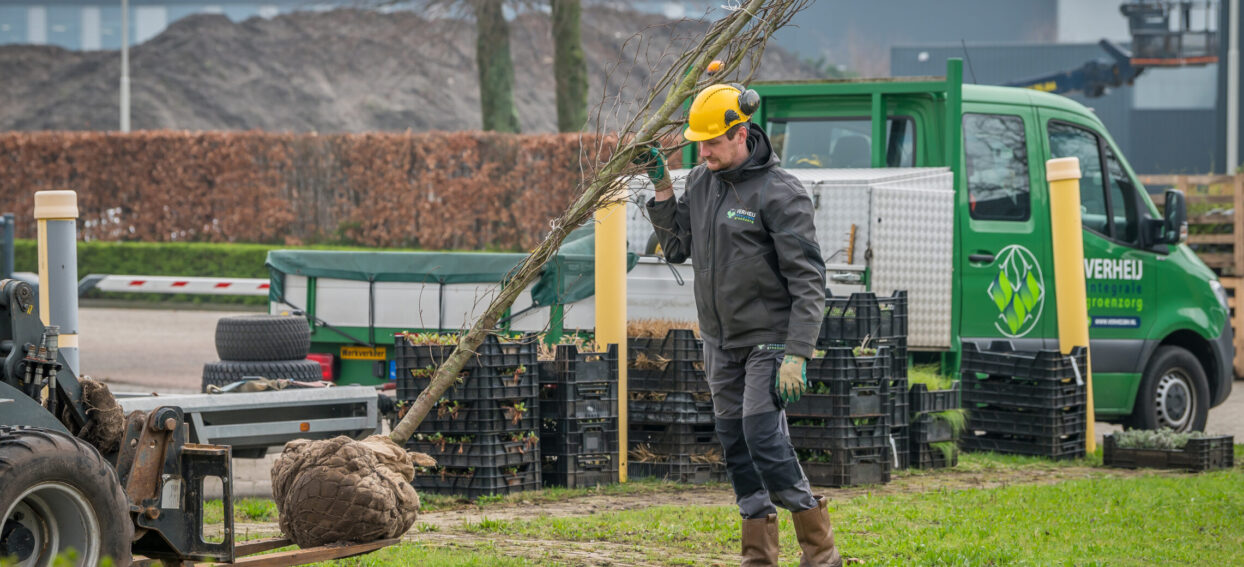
(684, 83, 761, 142)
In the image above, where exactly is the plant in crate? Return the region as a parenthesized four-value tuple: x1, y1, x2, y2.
(435, 398, 462, 420)
(503, 401, 529, 425)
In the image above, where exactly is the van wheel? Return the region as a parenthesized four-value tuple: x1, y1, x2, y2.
(1130, 346, 1210, 433)
(0, 426, 133, 566)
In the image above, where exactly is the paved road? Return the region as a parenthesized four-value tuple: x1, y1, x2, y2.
(78, 305, 1244, 438)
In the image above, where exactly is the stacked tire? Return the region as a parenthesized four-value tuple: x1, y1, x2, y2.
(201, 314, 320, 392)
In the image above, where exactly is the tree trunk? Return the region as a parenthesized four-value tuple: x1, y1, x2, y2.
(551, 0, 588, 132)
(472, 0, 522, 133)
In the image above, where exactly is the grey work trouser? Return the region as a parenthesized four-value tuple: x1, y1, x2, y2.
(703, 336, 817, 519)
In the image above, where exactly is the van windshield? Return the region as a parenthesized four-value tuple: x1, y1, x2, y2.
(769, 118, 914, 168)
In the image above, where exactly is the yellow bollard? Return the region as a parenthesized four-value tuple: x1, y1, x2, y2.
(1046, 157, 1096, 454)
(595, 183, 628, 482)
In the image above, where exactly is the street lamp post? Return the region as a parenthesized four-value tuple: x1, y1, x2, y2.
(120, 0, 130, 132)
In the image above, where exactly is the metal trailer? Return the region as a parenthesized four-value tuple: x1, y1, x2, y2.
(116, 386, 381, 459)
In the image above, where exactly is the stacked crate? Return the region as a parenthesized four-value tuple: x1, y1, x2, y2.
(395, 334, 542, 497)
(787, 346, 892, 487)
(959, 342, 1089, 460)
(627, 330, 726, 483)
(537, 344, 620, 488)
(817, 291, 909, 469)
(907, 381, 962, 468)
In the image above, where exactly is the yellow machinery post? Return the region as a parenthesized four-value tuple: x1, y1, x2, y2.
(595, 184, 628, 482)
(1046, 157, 1096, 454)
(34, 190, 81, 377)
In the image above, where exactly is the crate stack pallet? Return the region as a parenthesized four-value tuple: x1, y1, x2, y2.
(787, 346, 893, 487)
(959, 343, 1089, 460)
(817, 291, 909, 469)
(537, 344, 620, 488)
(907, 381, 962, 468)
(395, 334, 542, 497)
(627, 329, 727, 484)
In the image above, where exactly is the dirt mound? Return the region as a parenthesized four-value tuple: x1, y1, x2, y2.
(0, 7, 819, 133)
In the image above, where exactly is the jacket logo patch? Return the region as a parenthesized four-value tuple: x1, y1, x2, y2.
(726, 208, 756, 224)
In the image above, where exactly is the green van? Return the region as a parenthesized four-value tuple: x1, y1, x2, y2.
(692, 59, 1232, 432)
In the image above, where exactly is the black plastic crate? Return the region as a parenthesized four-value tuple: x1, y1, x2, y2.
(1103, 434, 1235, 472)
(910, 441, 959, 470)
(629, 422, 717, 445)
(540, 397, 618, 421)
(799, 446, 892, 488)
(817, 291, 908, 347)
(628, 330, 709, 393)
(909, 382, 961, 415)
(960, 431, 1086, 460)
(966, 406, 1086, 438)
(960, 377, 1086, 410)
(541, 420, 616, 455)
(540, 380, 618, 404)
(807, 346, 892, 381)
(911, 414, 957, 444)
(398, 369, 538, 402)
(628, 393, 715, 425)
(406, 433, 541, 469)
(890, 376, 910, 428)
(413, 463, 542, 497)
(960, 342, 1088, 382)
(628, 458, 727, 484)
(538, 344, 618, 383)
(628, 391, 714, 418)
(541, 452, 619, 488)
(787, 391, 886, 419)
(788, 416, 890, 451)
(421, 398, 539, 435)
(890, 428, 910, 470)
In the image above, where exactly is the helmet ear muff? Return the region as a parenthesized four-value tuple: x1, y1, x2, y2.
(738, 89, 760, 116)
(726, 83, 760, 116)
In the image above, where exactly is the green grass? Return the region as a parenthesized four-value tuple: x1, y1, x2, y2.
(909, 363, 954, 390)
(308, 542, 541, 566)
(203, 497, 279, 525)
(456, 468, 1243, 566)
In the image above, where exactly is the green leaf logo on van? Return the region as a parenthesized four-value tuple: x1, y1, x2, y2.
(987, 244, 1045, 338)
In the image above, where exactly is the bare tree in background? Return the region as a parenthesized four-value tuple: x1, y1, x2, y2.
(551, 0, 587, 132)
(471, 0, 522, 132)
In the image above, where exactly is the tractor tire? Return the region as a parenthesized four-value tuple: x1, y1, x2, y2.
(215, 314, 311, 362)
(0, 426, 133, 566)
(201, 359, 325, 392)
(1129, 346, 1210, 433)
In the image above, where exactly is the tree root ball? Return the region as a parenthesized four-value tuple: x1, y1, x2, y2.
(75, 378, 125, 454)
(271, 435, 430, 548)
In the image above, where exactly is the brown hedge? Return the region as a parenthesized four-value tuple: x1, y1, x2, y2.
(0, 131, 679, 250)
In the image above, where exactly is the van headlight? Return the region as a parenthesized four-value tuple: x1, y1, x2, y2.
(1211, 280, 1229, 312)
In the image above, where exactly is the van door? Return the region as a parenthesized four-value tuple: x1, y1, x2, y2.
(958, 107, 1057, 348)
(1040, 111, 1158, 415)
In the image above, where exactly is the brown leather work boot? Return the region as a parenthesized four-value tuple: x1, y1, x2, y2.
(741, 513, 779, 566)
(790, 495, 843, 567)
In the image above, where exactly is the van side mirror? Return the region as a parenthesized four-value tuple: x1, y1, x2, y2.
(1160, 189, 1188, 244)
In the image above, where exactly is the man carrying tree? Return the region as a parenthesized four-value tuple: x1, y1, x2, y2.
(636, 83, 842, 567)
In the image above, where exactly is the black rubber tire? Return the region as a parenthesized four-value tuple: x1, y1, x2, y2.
(214, 314, 311, 362)
(201, 359, 324, 392)
(1130, 346, 1211, 433)
(0, 426, 133, 566)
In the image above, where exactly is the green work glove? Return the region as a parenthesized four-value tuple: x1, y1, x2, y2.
(631, 146, 667, 185)
(777, 354, 807, 404)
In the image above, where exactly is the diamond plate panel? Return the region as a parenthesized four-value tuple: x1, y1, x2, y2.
(868, 170, 955, 349)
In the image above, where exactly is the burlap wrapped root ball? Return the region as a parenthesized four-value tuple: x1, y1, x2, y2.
(271, 435, 435, 548)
